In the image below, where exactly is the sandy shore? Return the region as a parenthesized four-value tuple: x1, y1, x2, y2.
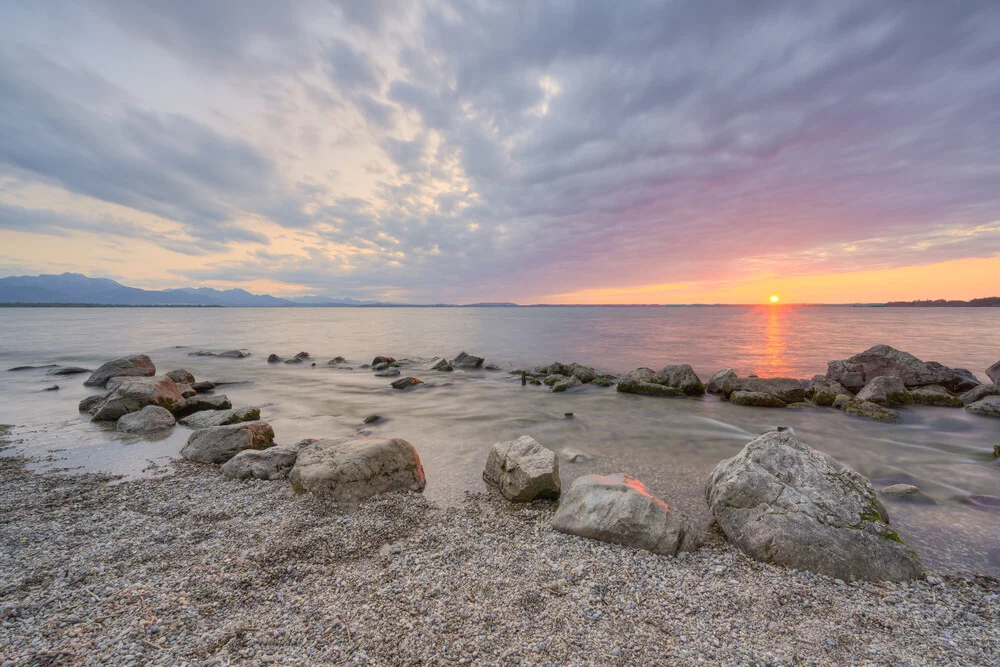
(1, 433, 998, 666)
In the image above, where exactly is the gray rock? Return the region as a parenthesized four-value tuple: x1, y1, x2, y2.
(552, 473, 685, 556)
(551, 376, 583, 392)
(285, 357, 305, 364)
(217, 350, 250, 358)
(729, 390, 786, 408)
(561, 448, 593, 463)
(806, 375, 852, 406)
(116, 406, 176, 434)
(91, 376, 183, 421)
(180, 421, 275, 464)
(451, 351, 485, 369)
(654, 364, 705, 396)
(856, 376, 913, 405)
(267, 354, 283, 363)
(840, 398, 901, 423)
(739, 377, 807, 404)
(567, 362, 597, 383)
(289, 436, 426, 503)
(191, 380, 215, 392)
(880, 484, 933, 504)
(43, 384, 59, 391)
(826, 344, 955, 391)
(371, 361, 390, 371)
(176, 384, 197, 399)
(705, 431, 923, 581)
(909, 384, 963, 408)
(923, 362, 980, 393)
(327, 356, 346, 365)
(535, 362, 568, 376)
(374, 368, 401, 377)
(169, 394, 232, 418)
(47, 366, 90, 376)
(961, 383, 1000, 405)
(221, 446, 299, 481)
(79, 395, 104, 414)
(987, 359, 1000, 385)
(371, 355, 395, 366)
(616, 368, 685, 397)
(421, 357, 454, 372)
(179, 406, 260, 429)
(84, 354, 156, 387)
(965, 395, 1000, 418)
(166, 369, 196, 384)
(706, 368, 739, 395)
(391, 376, 422, 390)
(483, 435, 561, 502)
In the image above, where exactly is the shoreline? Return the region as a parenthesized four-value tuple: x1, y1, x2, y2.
(1, 432, 997, 665)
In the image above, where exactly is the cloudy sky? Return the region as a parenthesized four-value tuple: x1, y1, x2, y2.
(2, 1, 999, 304)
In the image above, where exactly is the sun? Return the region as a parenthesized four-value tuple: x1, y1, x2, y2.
(769, 295, 780, 303)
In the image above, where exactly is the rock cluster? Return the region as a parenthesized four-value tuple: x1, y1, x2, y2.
(617, 364, 705, 397)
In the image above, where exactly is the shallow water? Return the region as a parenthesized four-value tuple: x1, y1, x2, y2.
(1, 306, 998, 576)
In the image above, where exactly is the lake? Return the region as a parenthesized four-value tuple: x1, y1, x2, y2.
(1, 305, 998, 576)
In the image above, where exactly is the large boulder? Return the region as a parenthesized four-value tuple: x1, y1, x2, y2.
(806, 375, 852, 407)
(551, 473, 685, 556)
(706, 368, 739, 395)
(654, 365, 705, 396)
(616, 368, 685, 397)
(221, 446, 299, 481)
(165, 369, 196, 384)
(91, 376, 183, 421)
(169, 394, 232, 418)
(966, 396, 1000, 418)
(909, 385, 963, 408)
(451, 351, 485, 369)
(856, 376, 913, 405)
(705, 431, 923, 581)
(961, 384, 1000, 406)
(988, 360, 1000, 386)
(116, 405, 176, 434)
(84, 354, 155, 387)
(178, 406, 260, 429)
(483, 435, 561, 502)
(923, 362, 980, 394)
(180, 421, 275, 464)
(826, 344, 964, 391)
(289, 436, 426, 503)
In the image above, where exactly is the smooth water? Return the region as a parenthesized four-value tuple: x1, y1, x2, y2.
(1, 306, 998, 576)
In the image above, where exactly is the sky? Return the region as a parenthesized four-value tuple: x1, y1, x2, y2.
(1, 1, 999, 305)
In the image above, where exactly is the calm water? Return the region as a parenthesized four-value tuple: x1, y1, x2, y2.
(1, 306, 998, 576)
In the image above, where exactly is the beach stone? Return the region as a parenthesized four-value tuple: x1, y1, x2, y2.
(561, 448, 593, 463)
(179, 406, 260, 429)
(840, 398, 900, 423)
(961, 383, 1000, 405)
(616, 368, 684, 397)
(654, 364, 705, 396)
(79, 395, 104, 414)
(924, 362, 980, 393)
(116, 405, 176, 434)
(391, 376, 422, 390)
(552, 473, 685, 556)
(826, 344, 951, 391)
(909, 384, 963, 408)
(705, 431, 923, 581)
(180, 421, 274, 464)
(84, 354, 155, 387)
(166, 369, 195, 384)
(289, 436, 426, 503)
(988, 360, 1000, 385)
(706, 368, 739, 395)
(965, 395, 1000, 418)
(169, 394, 232, 418)
(806, 375, 852, 407)
(451, 351, 485, 369)
(191, 380, 215, 392)
(729, 390, 786, 408)
(221, 446, 299, 481)
(856, 376, 913, 405)
(551, 376, 583, 392)
(91, 376, 183, 421)
(567, 362, 597, 383)
(484, 435, 561, 502)
(740, 377, 807, 404)
(422, 357, 453, 372)
(267, 354, 283, 363)
(47, 366, 90, 376)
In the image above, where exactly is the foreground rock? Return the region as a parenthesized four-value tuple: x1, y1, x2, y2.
(923, 362, 981, 394)
(116, 406, 176, 434)
(965, 395, 1000, 418)
(221, 445, 302, 481)
(180, 421, 275, 464)
(483, 435, 560, 502)
(826, 344, 978, 392)
(91, 376, 183, 421)
(706, 431, 923, 581)
(169, 394, 232, 418)
(179, 406, 260, 429)
(552, 473, 685, 556)
(705, 368, 739, 395)
(961, 383, 1000, 405)
(290, 436, 426, 503)
(910, 384, 963, 408)
(451, 351, 485, 369)
(191, 380, 216, 392)
(856, 376, 913, 405)
(84, 354, 155, 387)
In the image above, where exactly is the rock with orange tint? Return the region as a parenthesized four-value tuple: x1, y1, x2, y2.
(290, 436, 426, 503)
(483, 435, 560, 502)
(551, 473, 685, 556)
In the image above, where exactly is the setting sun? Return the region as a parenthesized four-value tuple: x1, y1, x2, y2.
(769, 295, 780, 303)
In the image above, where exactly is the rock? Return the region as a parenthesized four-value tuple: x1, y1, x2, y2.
(451, 351, 485, 370)
(221, 446, 299, 481)
(988, 359, 1000, 385)
(551, 376, 583, 392)
(371, 362, 390, 371)
(79, 395, 104, 414)
(391, 377, 422, 390)
(169, 394, 232, 418)
(166, 369, 196, 384)
(806, 375, 852, 407)
(826, 344, 965, 391)
(267, 354, 283, 363)
(909, 384, 963, 408)
(561, 448, 593, 463)
(965, 395, 1000, 418)
(179, 406, 260, 429)
(363, 414, 382, 424)
(705, 431, 923, 581)
(994, 444, 1000, 459)
(484, 363, 502, 371)
(567, 362, 597, 384)
(8, 364, 58, 371)
(832, 394, 852, 410)
(191, 381, 215, 392)
(46, 366, 90, 376)
(705, 368, 739, 395)
(542, 375, 560, 387)
(372, 355, 395, 366)
(217, 350, 250, 358)
(654, 365, 705, 396)
(116, 406, 176, 434)
(880, 484, 933, 503)
(328, 356, 346, 365)
(740, 377, 807, 404)
(91, 376, 183, 421)
(422, 357, 453, 372)
(177, 384, 197, 398)
(180, 421, 274, 464)
(374, 368, 401, 377)
(961, 383, 1000, 405)
(591, 374, 615, 387)
(289, 436, 426, 503)
(729, 390, 786, 408)
(285, 357, 305, 364)
(552, 473, 685, 556)
(293, 351, 310, 360)
(856, 376, 913, 405)
(840, 398, 900, 423)
(43, 384, 59, 391)
(483, 435, 561, 502)
(923, 362, 980, 393)
(535, 362, 569, 376)
(616, 368, 684, 397)
(84, 354, 155, 387)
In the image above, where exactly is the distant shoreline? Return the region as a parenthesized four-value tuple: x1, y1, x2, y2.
(1, 302, 999, 309)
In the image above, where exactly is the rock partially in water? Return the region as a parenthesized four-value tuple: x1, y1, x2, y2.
(806, 375, 852, 406)
(180, 421, 275, 464)
(988, 359, 1000, 385)
(217, 350, 251, 358)
(116, 405, 176, 434)
(371, 355, 395, 366)
(924, 362, 980, 394)
(221, 446, 299, 481)
(289, 436, 426, 503)
(705, 368, 739, 395)
(910, 385, 963, 408)
(856, 376, 913, 405)
(91, 376, 183, 421)
(391, 376, 422, 390)
(880, 484, 934, 504)
(327, 356, 346, 365)
(47, 366, 90, 376)
(285, 357, 305, 364)
(705, 431, 923, 581)
(8, 364, 58, 371)
(552, 473, 685, 556)
(961, 383, 1000, 405)
(79, 395, 104, 414)
(179, 406, 260, 429)
(739, 377, 807, 404)
(169, 394, 232, 418)
(483, 435, 560, 502)
(616, 368, 685, 397)
(190, 380, 215, 393)
(561, 448, 593, 463)
(567, 362, 597, 384)
(42, 384, 59, 392)
(267, 354, 283, 363)
(654, 364, 705, 396)
(826, 344, 967, 392)
(84, 354, 155, 387)
(965, 395, 1000, 418)
(551, 376, 582, 393)
(839, 398, 900, 423)
(166, 369, 196, 384)
(176, 384, 197, 399)
(451, 351, 485, 370)
(421, 357, 453, 372)
(729, 390, 786, 408)
(375, 368, 401, 377)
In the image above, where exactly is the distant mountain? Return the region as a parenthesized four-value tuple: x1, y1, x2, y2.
(164, 287, 293, 307)
(288, 295, 390, 306)
(886, 297, 1000, 307)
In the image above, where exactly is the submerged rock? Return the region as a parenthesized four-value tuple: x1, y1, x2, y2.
(166, 369, 196, 384)
(267, 354, 283, 363)
(374, 368, 402, 377)
(483, 435, 561, 502)
(856, 376, 913, 405)
(961, 383, 1000, 405)
(327, 356, 346, 365)
(552, 473, 685, 556)
(729, 390, 786, 408)
(91, 376, 183, 421)
(169, 394, 232, 418)
(116, 405, 176, 434)
(561, 448, 593, 463)
(47, 366, 90, 376)
(705, 431, 923, 581)
(422, 357, 454, 372)
(217, 350, 251, 358)
(289, 436, 426, 503)
(909, 385, 963, 408)
(84, 354, 155, 387)
(391, 376, 422, 390)
(840, 398, 900, 423)
(451, 351, 485, 369)
(966, 395, 1000, 418)
(880, 484, 933, 504)
(179, 406, 260, 429)
(180, 421, 274, 464)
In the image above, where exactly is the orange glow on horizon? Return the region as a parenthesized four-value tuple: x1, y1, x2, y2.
(769, 295, 779, 303)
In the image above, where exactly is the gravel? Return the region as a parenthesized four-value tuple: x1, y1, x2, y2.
(1, 430, 997, 665)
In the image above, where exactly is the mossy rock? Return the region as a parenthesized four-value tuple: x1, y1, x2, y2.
(729, 390, 786, 408)
(616, 380, 685, 397)
(841, 398, 900, 423)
